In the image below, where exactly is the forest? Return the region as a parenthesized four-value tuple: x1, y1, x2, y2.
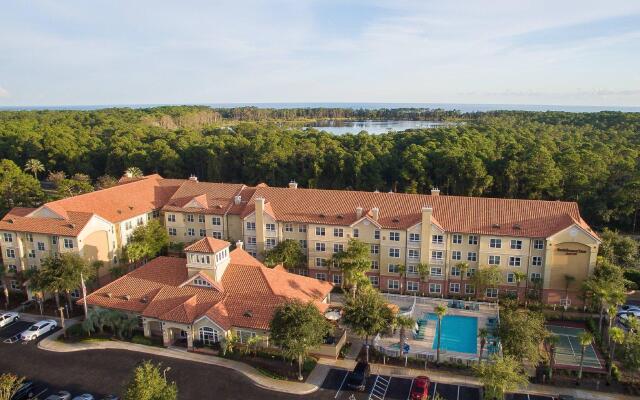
(0, 106, 638, 232)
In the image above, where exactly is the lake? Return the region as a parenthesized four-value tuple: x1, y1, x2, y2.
(304, 120, 454, 135)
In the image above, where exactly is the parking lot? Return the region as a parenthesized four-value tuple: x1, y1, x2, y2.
(0, 319, 59, 344)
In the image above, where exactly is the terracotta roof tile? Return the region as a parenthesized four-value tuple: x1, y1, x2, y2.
(0, 211, 93, 236)
(184, 237, 230, 253)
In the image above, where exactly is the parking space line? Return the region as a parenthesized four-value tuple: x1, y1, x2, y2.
(457, 384, 460, 400)
(334, 371, 349, 399)
(368, 375, 390, 400)
(406, 378, 414, 400)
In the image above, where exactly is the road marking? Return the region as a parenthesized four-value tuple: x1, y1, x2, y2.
(368, 375, 390, 400)
(433, 382, 437, 397)
(335, 371, 349, 399)
(33, 389, 47, 398)
(457, 384, 460, 400)
(406, 378, 414, 400)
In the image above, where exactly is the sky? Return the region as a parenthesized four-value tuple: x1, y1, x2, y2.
(1, 0, 639, 107)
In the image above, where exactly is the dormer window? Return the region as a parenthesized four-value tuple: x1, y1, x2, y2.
(192, 277, 212, 288)
(215, 248, 229, 263)
(191, 254, 211, 264)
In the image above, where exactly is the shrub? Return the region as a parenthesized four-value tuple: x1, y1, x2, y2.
(131, 335, 153, 346)
(302, 357, 317, 373)
(611, 364, 621, 381)
(624, 270, 640, 288)
(66, 323, 84, 337)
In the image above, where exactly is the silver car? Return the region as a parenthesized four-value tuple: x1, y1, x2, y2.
(20, 319, 57, 341)
(0, 312, 19, 328)
(45, 391, 72, 400)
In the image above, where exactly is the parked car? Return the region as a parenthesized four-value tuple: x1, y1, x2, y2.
(410, 376, 430, 400)
(618, 304, 640, 313)
(20, 319, 57, 341)
(45, 391, 72, 400)
(618, 310, 640, 319)
(0, 312, 19, 328)
(72, 395, 94, 400)
(10, 381, 35, 400)
(346, 361, 370, 391)
(558, 395, 575, 400)
(99, 396, 119, 400)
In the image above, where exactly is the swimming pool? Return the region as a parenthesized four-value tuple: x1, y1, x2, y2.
(426, 313, 478, 354)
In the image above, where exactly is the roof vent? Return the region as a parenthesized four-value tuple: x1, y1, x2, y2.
(6, 219, 13, 223)
(288, 180, 298, 189)
(431, 188, 440, 196)
(337, 214, 344, 219)
(492, 223, 501, 229)
(128, 205, 134, 210)
(67, 223, 75, 229)
(215, 205, 222, 209)
(513, 224, 522, 230)
(392, 218, 400, 223)
(141, 296, 149, 304)
(123, 294, 131, 301)
(319, 213, 326, 218)
(105, 292, 113, 298)
(243, 310, 253, 318)
(189, 175, 198, 182)
(234, 195, 242, 205)
(117, 210, 122, 214)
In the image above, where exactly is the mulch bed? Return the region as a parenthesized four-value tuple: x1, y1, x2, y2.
(358, 346, 475, 375)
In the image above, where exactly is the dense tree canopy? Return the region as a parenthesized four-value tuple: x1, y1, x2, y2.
(1, 107, 640, 230)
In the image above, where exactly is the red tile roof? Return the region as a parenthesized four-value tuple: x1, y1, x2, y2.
(184, 237, 230, 253)
(83, 249, 333, 330)
(0, 210, 94, 236)
(162, 180, 245, 215)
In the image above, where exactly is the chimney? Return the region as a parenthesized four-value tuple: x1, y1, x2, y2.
(255, 197, 265, 209)
(236, 240, 244, 250)
(189, 175, 198, 182)
(234, 195, 242, 205)
(431, 188, 440, 196)
(371, 207, 379, 221)
(356, 207, 363, 219)
(288, 180, 298, 189)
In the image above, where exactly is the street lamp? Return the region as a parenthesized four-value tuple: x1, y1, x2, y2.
(163, 366, 171, 381)
(58, 306, 66, 338)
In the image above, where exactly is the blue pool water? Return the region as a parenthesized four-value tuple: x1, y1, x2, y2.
(426, 313, 478, 354)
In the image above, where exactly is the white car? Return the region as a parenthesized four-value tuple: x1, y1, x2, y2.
(0, 312, 19, 328)
(72, 395, 94, 400)
(619, 304, 640, 313)
(45, 391, 72, 400)
(20, 319, 57, 341)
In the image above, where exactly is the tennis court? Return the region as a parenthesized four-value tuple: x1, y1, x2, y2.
(547, 325, 602, 370)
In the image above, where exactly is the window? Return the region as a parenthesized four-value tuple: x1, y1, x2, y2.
(510, 240, 522, 250)
(8, 265, 17, 273)
(28, 250, 35, 258)
(3, 233, 12, 242)
(25, 233, 33, 242)
(315, 258, 327, 267)
(429, 283, 441, 294)
(247, 237, 257, 245)
(263, 223, 275, 232)
(125, 221, 132, 230)
(37, 242, 45, 251)
(333, 228, 344, 237)
(466, 268, 476, 277)
(369, 276, 379, 286)
(198, 215, 205, 223)
(249, 251, 257, 257)
(212, 216, 221, 226)
(192, 278, 212, 288)
(389, 248, 400, 258)
(532, 256, 542, 266)
(431, 251, 443, 260)
(10, 280, 20, 290)
(486, 288, 498, 298)
(315, 273, 326, 281)
(468, 235, 478, 245)
(389, 232, 400, 241)
(199, 327, 219, 345)
(332, 275, 342, 285)
(450, 282, 460, 293)
(465, 284, 475, 294)
(63, 238, 74, 249)
(451, 266, 460, 276)
(407, 264, 418, 274)
(52, 236, 58, 245)
(299, 239, 307, 248)
(187, 214, 194, 222)
(315, 242, 326, 252)
(489, 238, 502, 248)
(388, 264, 400, 273)
(266, 238, 276, 248)
(315, 227, 325, 236)
(430, 266, 442, 276)
(298, 225, 307, 233)
(507, 273, 515, 283)
(370, 244, 379, 254)
(137, 217, 144, 226)
(408, 249, 419, 260)
(432, 234, 443, 244)
(452, 234, 462, 244)
(409, 233, 420, 242)
(246, 222, 256, 231)
(388, 280, 400, 290)
(534, 239, 544, 250)
(212, 231, 222, 239)
(467, 252, 477, 262)
(371, 260, 379, 270)
(530, 272, 542, 282)
(199, 229, 206, 237)
(6, 249, 15, 258)
(353, 228, 359, 238)
(284, 223, 293, 232)
(451, 250, 461, 260)
(168, 228, 177, 236)
(374, 230, 380, 240)
(152, 210, 160, 218)
(488, 255, 501, 265)
(508, 256, 521, 267)
(333, 243, 344, 253)
(407, 281, 419, 292)
(167, 214, 176, 222)
(187, 228, 195, 236)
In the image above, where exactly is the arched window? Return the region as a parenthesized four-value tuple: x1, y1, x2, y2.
(199, 327, 219, 345)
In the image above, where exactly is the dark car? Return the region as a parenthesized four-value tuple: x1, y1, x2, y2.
(346, 361, 370, 391)
(10, 381, 35, 400)
(410, 376, 430, 400)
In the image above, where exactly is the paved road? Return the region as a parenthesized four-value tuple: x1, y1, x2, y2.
(1, 320, 555, 400)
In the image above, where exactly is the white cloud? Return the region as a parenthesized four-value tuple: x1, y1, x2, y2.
(0, 86, 9, 98)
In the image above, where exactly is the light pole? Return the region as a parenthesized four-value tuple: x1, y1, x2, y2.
(58, 306, 66, 338)
(163, 366, 171, 381)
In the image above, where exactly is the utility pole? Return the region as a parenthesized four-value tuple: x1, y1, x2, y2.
(81, 272, 88, 319)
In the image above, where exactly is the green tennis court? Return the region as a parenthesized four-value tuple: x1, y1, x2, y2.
(547, 325, 602, 369)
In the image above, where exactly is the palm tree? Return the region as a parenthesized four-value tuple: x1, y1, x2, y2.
(577, 331, 594, 384)
(0, 265, 9, 309)
(125, 166, 143, 178)
(478, 327, 489, 363)
(434, 304, 447, 364)
(457, 262, 469, 294)
(24, 159, 45, 180)
(398, 264, 407, 295)
(417, 263, 429, 295)
(608, 327, 624, 379)
(513, 271, 527, 304)
(545, 335, 559, 381)
(395, 315, 415, 356)
(561, 274, 575, 319)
